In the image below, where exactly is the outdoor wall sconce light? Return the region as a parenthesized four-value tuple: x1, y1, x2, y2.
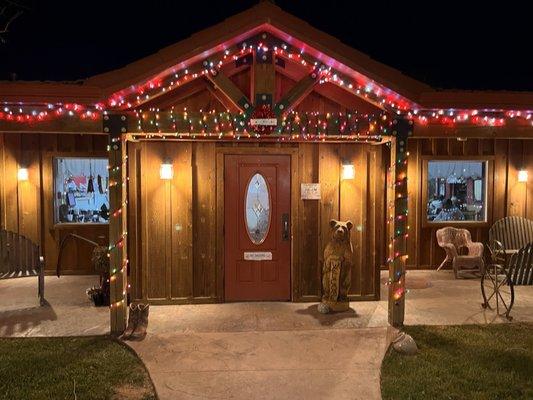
(17, 167, 29, 181)
(160, 161, 173, 180)
(518, 169, 528, 183)
(341, 160, 355, 180)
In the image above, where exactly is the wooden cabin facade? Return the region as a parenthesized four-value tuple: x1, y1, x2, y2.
(1, 2, 532, 332)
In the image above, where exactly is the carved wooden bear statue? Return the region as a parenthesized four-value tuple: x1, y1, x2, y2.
(318, 219, 354, 314)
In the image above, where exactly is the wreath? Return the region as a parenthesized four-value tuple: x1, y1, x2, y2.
(249, 104, 277, 134)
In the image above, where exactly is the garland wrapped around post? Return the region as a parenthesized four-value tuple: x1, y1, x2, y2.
(104, 113, 128, 335)
(387, 118, 412, 327)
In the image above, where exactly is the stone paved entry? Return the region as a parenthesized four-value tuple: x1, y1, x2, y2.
(127, 303, 391, 400)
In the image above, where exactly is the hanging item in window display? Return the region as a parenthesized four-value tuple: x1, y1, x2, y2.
(66, 192, 76, 207)
(100, 204, 110, 221)
(87, 162, 95, 194)
(97, 174, 104, 194)
(87, 175, 94, 193)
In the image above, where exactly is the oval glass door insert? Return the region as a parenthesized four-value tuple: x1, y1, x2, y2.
(245, 173, 271, 244)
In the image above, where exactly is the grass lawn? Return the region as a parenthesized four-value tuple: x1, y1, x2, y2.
(381, 323, 533, 400)
(0, 336, 156, 400)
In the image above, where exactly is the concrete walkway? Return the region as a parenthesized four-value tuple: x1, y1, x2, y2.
(125, 270, 532, 400)
(127, 305, 391, 400)
(395, 270, 533, 325)
(3, 270, 531, 338)
(0, 275, 108, 337)
(2, 270, 532, 399)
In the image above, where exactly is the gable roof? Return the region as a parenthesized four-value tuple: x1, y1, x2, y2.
(1, 0, 532, 111)
(83, 0, 431, 102)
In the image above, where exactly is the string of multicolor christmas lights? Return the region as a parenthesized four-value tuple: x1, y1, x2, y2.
(107, 133, 129, 310)
(108, 45, 254, 109)
(384, 125, 410, 306)
(102, 32, 412, 114)
(3, 103, 533, 129)
(408, 109, 533, 127)
(2, 32, 533, 130)
(129, 108, 391, 142)
(0, 103, 102, 123)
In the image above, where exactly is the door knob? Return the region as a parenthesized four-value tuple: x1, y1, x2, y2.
(282, 213, 290, 241)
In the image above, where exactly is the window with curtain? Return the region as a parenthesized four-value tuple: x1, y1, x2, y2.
(426, 160, 487, 222)
(53, 157, 109, 224)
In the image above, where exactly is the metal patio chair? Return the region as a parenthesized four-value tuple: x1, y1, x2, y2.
(0, 229, 45, 306)
(481, 239, 514, 320)
(509, 242, 533, 286)
(489, 216, 533, 256)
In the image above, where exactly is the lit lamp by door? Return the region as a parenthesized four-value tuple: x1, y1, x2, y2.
(18, 167, 29, 181)
(518, 169, 528, 183)
(341, 160, 355, 180)
(160, 160, 173, 180)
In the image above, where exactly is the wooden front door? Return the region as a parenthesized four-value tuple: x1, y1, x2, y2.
(224, 154, 291, 301)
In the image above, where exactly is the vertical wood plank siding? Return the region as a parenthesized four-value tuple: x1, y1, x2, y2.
(0, 132, 108, 275)
(405, 138, 533, 270)
(127, 141, 385, 303)
(2, 131, 532, 300)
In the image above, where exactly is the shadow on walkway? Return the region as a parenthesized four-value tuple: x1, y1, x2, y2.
(0, 303, 57, 336)
(295, 303, 358, 326)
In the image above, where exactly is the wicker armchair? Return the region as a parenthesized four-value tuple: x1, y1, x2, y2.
(436, 227, 484, 278)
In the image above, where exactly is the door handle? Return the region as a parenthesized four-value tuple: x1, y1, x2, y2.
(282, 213, 290, 241)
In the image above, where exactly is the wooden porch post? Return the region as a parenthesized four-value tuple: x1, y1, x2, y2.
(104, 114, 128, 335)
(388, 118, 412, 327)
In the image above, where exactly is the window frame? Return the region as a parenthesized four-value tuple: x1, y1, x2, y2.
(52, 153, 110, 226)
(421, 156, 493, 228)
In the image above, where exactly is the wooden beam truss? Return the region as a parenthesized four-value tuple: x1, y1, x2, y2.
(206, 69, 252, 114)
(252, 47, 276, 106)
(205, 81, 242, 113)
(273, 70, 320, 116)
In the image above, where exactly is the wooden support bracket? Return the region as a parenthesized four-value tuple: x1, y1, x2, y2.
(206, 69, 252, 114)
(273, 70, 320, 116)
(206, 81, 241, 113)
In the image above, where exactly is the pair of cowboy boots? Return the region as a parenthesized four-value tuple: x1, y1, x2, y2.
(122, 303, 149, 341)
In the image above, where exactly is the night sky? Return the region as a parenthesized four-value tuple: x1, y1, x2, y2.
(1, 0, 532, 91)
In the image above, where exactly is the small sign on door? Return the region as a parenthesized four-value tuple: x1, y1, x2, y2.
(244, 251, 273, 261)
(301, 183, 321, 200)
